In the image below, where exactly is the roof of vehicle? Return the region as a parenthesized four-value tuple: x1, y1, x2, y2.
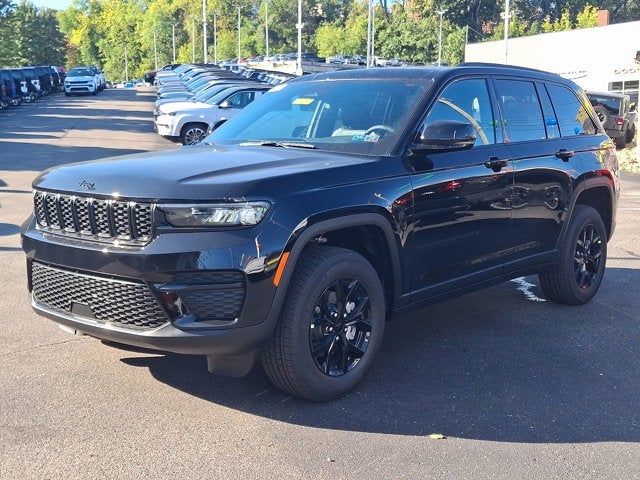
(586, 90, 628, 99)
(297, 63, 567, 85)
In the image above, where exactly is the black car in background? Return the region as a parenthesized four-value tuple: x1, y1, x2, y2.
(22, 64, 619, 401)
(587, 91, 637, 149)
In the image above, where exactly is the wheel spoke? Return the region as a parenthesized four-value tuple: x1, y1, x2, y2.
(339, 339, 349, 373)
(345, 318, 373, 333)
(311, 333, 336, 356)
(345, 296, 370, 322)
(347, 340, 366, 359)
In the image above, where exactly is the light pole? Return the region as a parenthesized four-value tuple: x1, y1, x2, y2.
(192, 18, 196, 63)
(124, 44, 129, 82)
(366, 0, 372, 67)
(265, 0, 269, 60)
(203, 0, 208, 63)
(153, 30, 158, 70)
(501, 0, 511, 64)
(237, 6, 241, 63)
(172, 23, 176, 63)
(295, 0, 302, 75)
(436, 9, 446, 66)
(213, 12, 217, 63)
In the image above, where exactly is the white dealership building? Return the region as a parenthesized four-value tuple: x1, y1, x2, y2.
(465, 20, 640, 105)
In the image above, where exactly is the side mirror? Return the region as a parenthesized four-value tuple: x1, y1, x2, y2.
(219, 100, 231, 109)
(417, 120, 476, 150)
(630, 102, 636, 112)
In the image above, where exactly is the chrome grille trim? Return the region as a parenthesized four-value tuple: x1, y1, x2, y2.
(33, 191, 154, 245)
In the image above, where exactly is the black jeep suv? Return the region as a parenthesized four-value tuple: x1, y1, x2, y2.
(22, 64, 619, 401)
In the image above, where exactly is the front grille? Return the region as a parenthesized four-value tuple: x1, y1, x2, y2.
(33, 191, 154, 245)
(31, 262, 168, 330)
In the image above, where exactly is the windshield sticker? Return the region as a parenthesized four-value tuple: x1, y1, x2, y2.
(292, 97, 315, 105)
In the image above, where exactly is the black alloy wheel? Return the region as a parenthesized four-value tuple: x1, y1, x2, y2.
(309, 278, 372, 377)
(574, 223, 603, 289)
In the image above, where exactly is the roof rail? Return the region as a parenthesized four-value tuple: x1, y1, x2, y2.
(459, 62, 559, 76)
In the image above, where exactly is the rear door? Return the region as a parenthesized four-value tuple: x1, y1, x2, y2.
(497, 78, 593, 264)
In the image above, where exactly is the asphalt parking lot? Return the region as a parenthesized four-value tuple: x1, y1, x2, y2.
(1, 89, 640, 479)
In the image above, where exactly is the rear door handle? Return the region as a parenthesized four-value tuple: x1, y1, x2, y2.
(484, 157, 509, 172)
(555, 149, 575, 161)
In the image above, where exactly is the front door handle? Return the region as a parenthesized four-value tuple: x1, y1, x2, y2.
(555, 149, 575, 161)
(484, 157, 509, 172)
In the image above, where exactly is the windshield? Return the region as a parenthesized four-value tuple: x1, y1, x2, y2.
(205, 78, 428, 155)
(68, 68, 93, 77)
(194, 84, 238, 102)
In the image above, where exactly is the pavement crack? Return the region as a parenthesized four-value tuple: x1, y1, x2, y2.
(0, 336, 87, 358)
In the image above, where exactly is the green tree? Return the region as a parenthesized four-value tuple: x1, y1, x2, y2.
(576, 4, 598, 28)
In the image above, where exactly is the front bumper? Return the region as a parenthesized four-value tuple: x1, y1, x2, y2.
(154, 114, 176, 136)
(65, 84, 95, 93)
(22, 217, 289, 358)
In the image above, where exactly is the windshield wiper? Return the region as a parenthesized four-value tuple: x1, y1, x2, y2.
(239, 141, 317, 150)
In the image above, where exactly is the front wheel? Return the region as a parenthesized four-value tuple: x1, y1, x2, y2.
(262, 246, 385, 401)
(539, 205, 607, 305)
(180, 123, 208, 146)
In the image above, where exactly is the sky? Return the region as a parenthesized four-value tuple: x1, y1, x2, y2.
(32, 0, 72, 10)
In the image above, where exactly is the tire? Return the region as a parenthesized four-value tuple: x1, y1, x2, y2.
(64, 92, 70, 97)
(91, 89, 97, 96)
(626, 123, 636, 144)
(539, 205, 607, 305)
(180, 123, 208, 146)
(593, 105, 611, 125)
(614, 135, 625, 149)
(262, 246, 386, 402)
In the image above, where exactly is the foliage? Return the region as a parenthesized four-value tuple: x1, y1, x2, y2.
(1, 0, 639, 78)
(0, 0, 66, 67)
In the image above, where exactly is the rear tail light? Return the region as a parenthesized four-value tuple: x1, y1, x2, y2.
(615, 116, 624, 126)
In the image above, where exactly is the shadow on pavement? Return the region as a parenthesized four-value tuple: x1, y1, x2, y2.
(116, 268, 640, 443)
(0, 223, 20, 236)
(0, 142, 148, 171)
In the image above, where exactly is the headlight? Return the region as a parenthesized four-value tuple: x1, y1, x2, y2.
(167, 111, 179, 116)
(159, 202, 270, 227)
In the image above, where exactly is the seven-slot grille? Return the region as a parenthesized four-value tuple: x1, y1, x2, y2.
(31, 262, 168, 330)
(33, 191, 153, 245)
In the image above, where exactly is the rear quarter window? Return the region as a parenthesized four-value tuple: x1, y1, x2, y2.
(546, 84, 597, 137)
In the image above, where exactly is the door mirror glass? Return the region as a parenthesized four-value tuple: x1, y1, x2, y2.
(418, 120, 476, 150)
(630, 102, 636, 112)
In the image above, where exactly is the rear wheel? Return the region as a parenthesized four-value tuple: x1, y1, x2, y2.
(539, 205, 607, 305)
(262, 246, 385, 401)
(626, 123, 636, 143)
(180, 123, 208, 146)
(614, 135, 626, 149)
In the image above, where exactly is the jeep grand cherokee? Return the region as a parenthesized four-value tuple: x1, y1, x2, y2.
(22, 64, 619, 401)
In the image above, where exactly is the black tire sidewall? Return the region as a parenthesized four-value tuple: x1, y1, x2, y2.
(561, 205, 607, 303)
(285, 251, 385, 400)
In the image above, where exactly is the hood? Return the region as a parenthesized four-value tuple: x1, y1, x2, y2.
(160, 101, 211, 114)
(32, 144, 379, 201)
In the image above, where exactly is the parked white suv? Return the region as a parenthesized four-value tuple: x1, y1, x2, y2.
(64, 67, 98, 96)
(154, 86, 269, 145)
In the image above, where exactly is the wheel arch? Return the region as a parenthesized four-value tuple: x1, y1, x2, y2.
(270, 213, 404, 314)
(563, 176, 615, 243)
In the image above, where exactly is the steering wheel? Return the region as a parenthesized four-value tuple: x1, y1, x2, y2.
(364, 125, 395, 136)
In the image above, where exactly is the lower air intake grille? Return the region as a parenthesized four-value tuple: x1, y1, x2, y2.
(31, 262, 168, 330)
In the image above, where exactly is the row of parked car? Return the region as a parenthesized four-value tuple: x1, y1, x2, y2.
(0, 65, 66, 108)
(0, 64, 109, 109)
(153, 64, 292, 145)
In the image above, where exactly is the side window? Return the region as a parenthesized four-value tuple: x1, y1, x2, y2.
(226, 91, 254, 108)
(424, 78, 495, 146)
(546, 84, 597, 136)
(535, 82, 560, 139)
(494, 79, 546, 143)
